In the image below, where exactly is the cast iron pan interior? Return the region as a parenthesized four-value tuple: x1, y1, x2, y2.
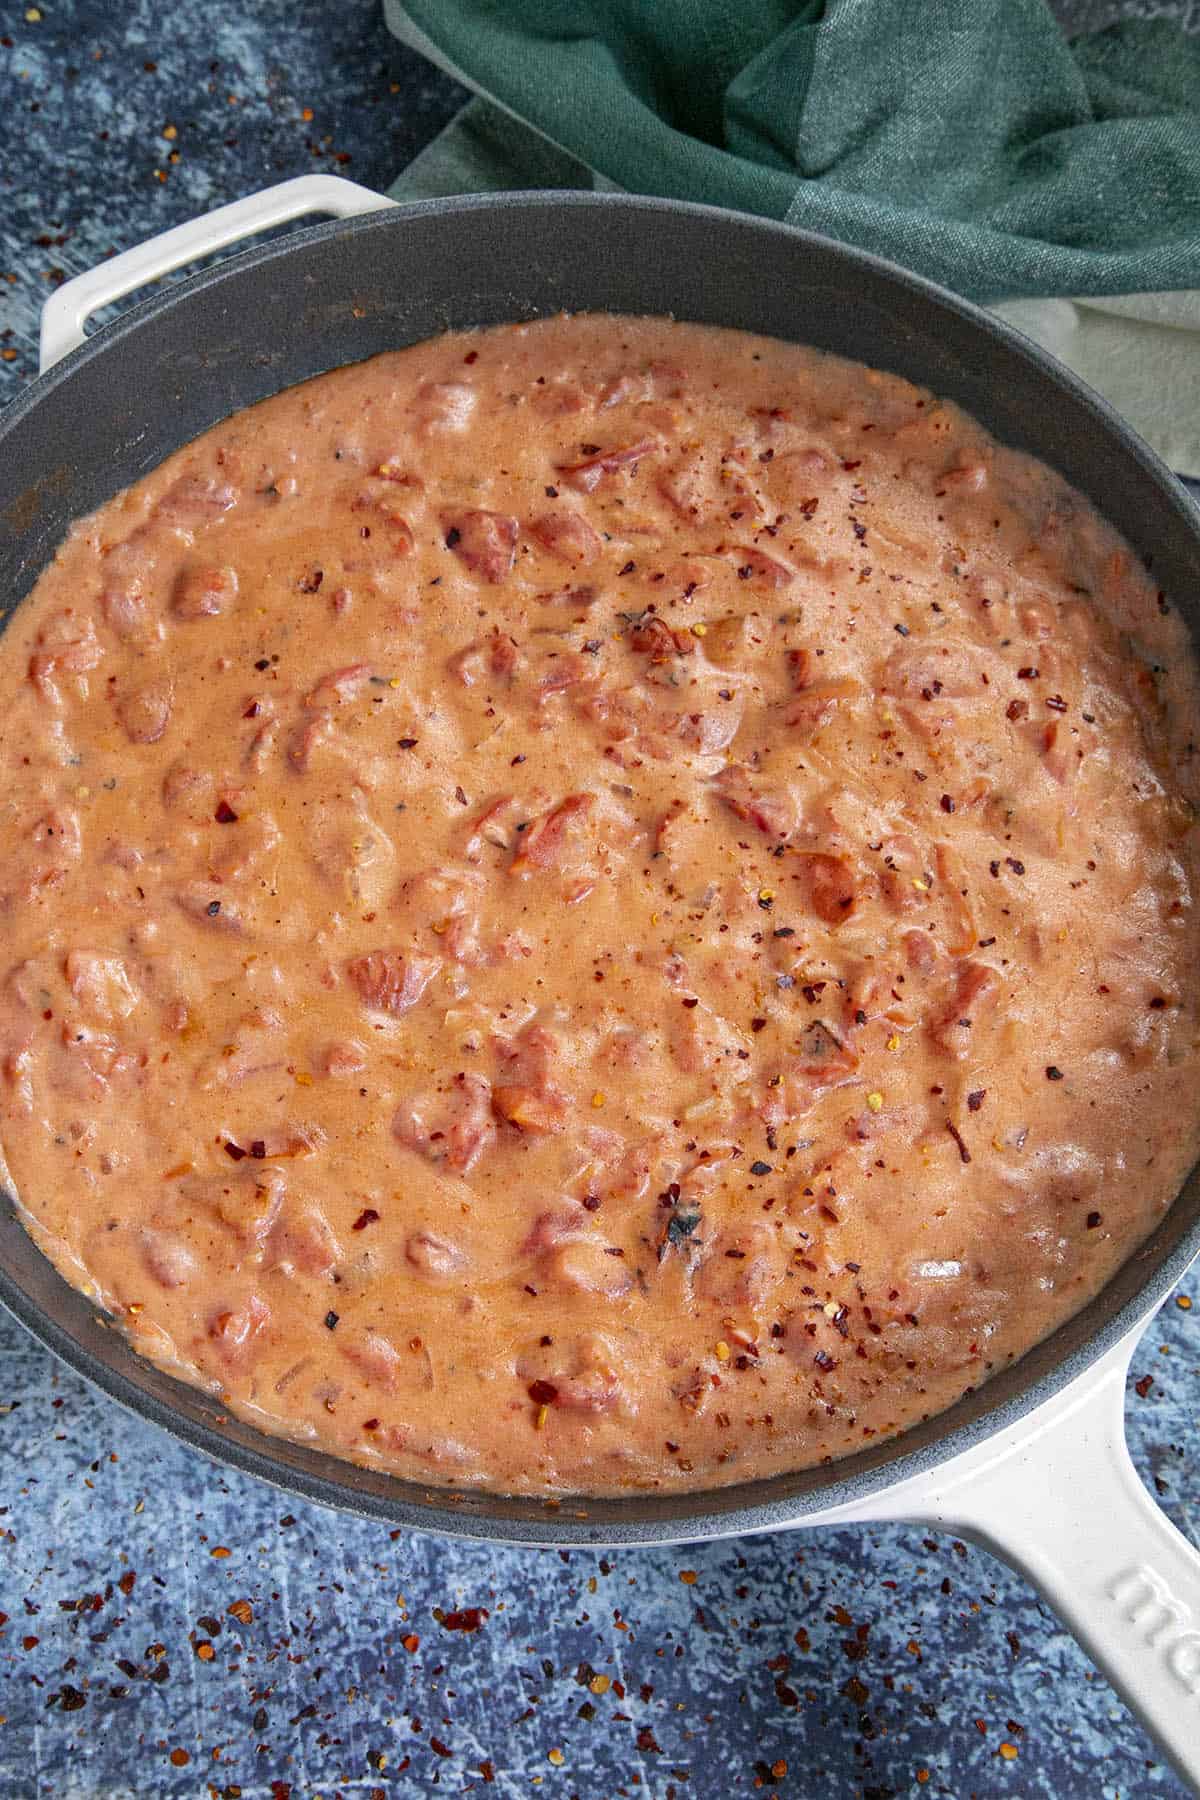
(1, 193, 1198, 1543)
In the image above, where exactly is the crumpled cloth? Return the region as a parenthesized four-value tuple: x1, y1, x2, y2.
(384, 0, 1200, 475)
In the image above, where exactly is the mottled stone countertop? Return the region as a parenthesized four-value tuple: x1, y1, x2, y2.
(1, 5, 1198, 1797)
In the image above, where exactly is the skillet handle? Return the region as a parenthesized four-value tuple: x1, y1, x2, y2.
(904, 1339, 1200, 1792)
(39, 174, 396, 372)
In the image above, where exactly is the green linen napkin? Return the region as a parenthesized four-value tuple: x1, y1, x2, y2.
(384, 0, 1200, 476)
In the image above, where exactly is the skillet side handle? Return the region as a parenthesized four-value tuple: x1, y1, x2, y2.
(908, 1348, 1200, 1793)
(39, 174, 397, 372)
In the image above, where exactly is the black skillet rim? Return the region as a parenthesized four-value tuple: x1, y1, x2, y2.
(1, 189, 1198, 1545)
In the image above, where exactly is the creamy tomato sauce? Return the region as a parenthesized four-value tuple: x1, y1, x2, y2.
(2, 314, 1199, 1496)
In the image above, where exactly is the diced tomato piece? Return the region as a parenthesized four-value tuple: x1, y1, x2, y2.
(263, 1207, 342, 1277)
(347, 949, 441, 1016)
(448, 634, 523, 686)
(492, 1083, 567, 1135)
(557, 439, 659, 493)
(414, 381, 476, 433)
(172, 564, 238, 620)
(522, 1203, 587, 1256)
(319, 1039, 368, 1077)
(28, 610, 103, 698)
(405, 1230, 466, 1279)
(157, 473, 236, 527)
(444, 510, 518, 584)
(99, 582, 151, 641)
(510, 793, 594, 873)
(65, 951, 138, 1022)
(628, 615, 694, 661)
(929, 961, 1000, 1058)
(339, 1328, 405, 1392)
(794, 852, 859, 927)
(304, 663, 373, 709)
(529, 509, 601, 564)
(729, 545, 796, 588)
(208, 1294, 270, 1367)
(711, 765, 795, 841)
(393, 1071, 497, 1174)
(140, 1229, 198, 1290)
(115, 678, 173, 743)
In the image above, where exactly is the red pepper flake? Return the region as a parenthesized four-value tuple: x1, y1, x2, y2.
(1017, 666, 1039, 679)
(750, 1016, 768, 1032)
(397, 737, 418, 750)
(249, 1139, 266, 1159)
(681, 996, 699, 1008)
(1086, 1211, 1102, 1228)
(1005, 698, 1027, 720)
(402, 1631, 420, 1651)
(479, 1761, 496, 1784)
(1045, 1065, 1064, 1081)
(440, 1606, 488, 1633)
(966, 1089, 987, 1111)
(940, 793, 955, 813)
(1135, 1373, 1154, 1398)
(945, 1121, 972, 1164)
(352, 1207, 381, 1231)
(528, 1379, 559, 1405)
(636, 1727, 662, 1754)
(224, 1140, 247, 1161)
(463, 350, 479, 364)
(214, 800, 239, 824)
(430, 1737, 452, 1758)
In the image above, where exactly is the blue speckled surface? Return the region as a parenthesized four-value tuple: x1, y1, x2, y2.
(1, 5, 1199, 1796)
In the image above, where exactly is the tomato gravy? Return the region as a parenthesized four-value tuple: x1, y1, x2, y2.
(3, 314, 1198, 1495)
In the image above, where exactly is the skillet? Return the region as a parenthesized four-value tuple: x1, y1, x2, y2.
(4, 176, 1200, 1785)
